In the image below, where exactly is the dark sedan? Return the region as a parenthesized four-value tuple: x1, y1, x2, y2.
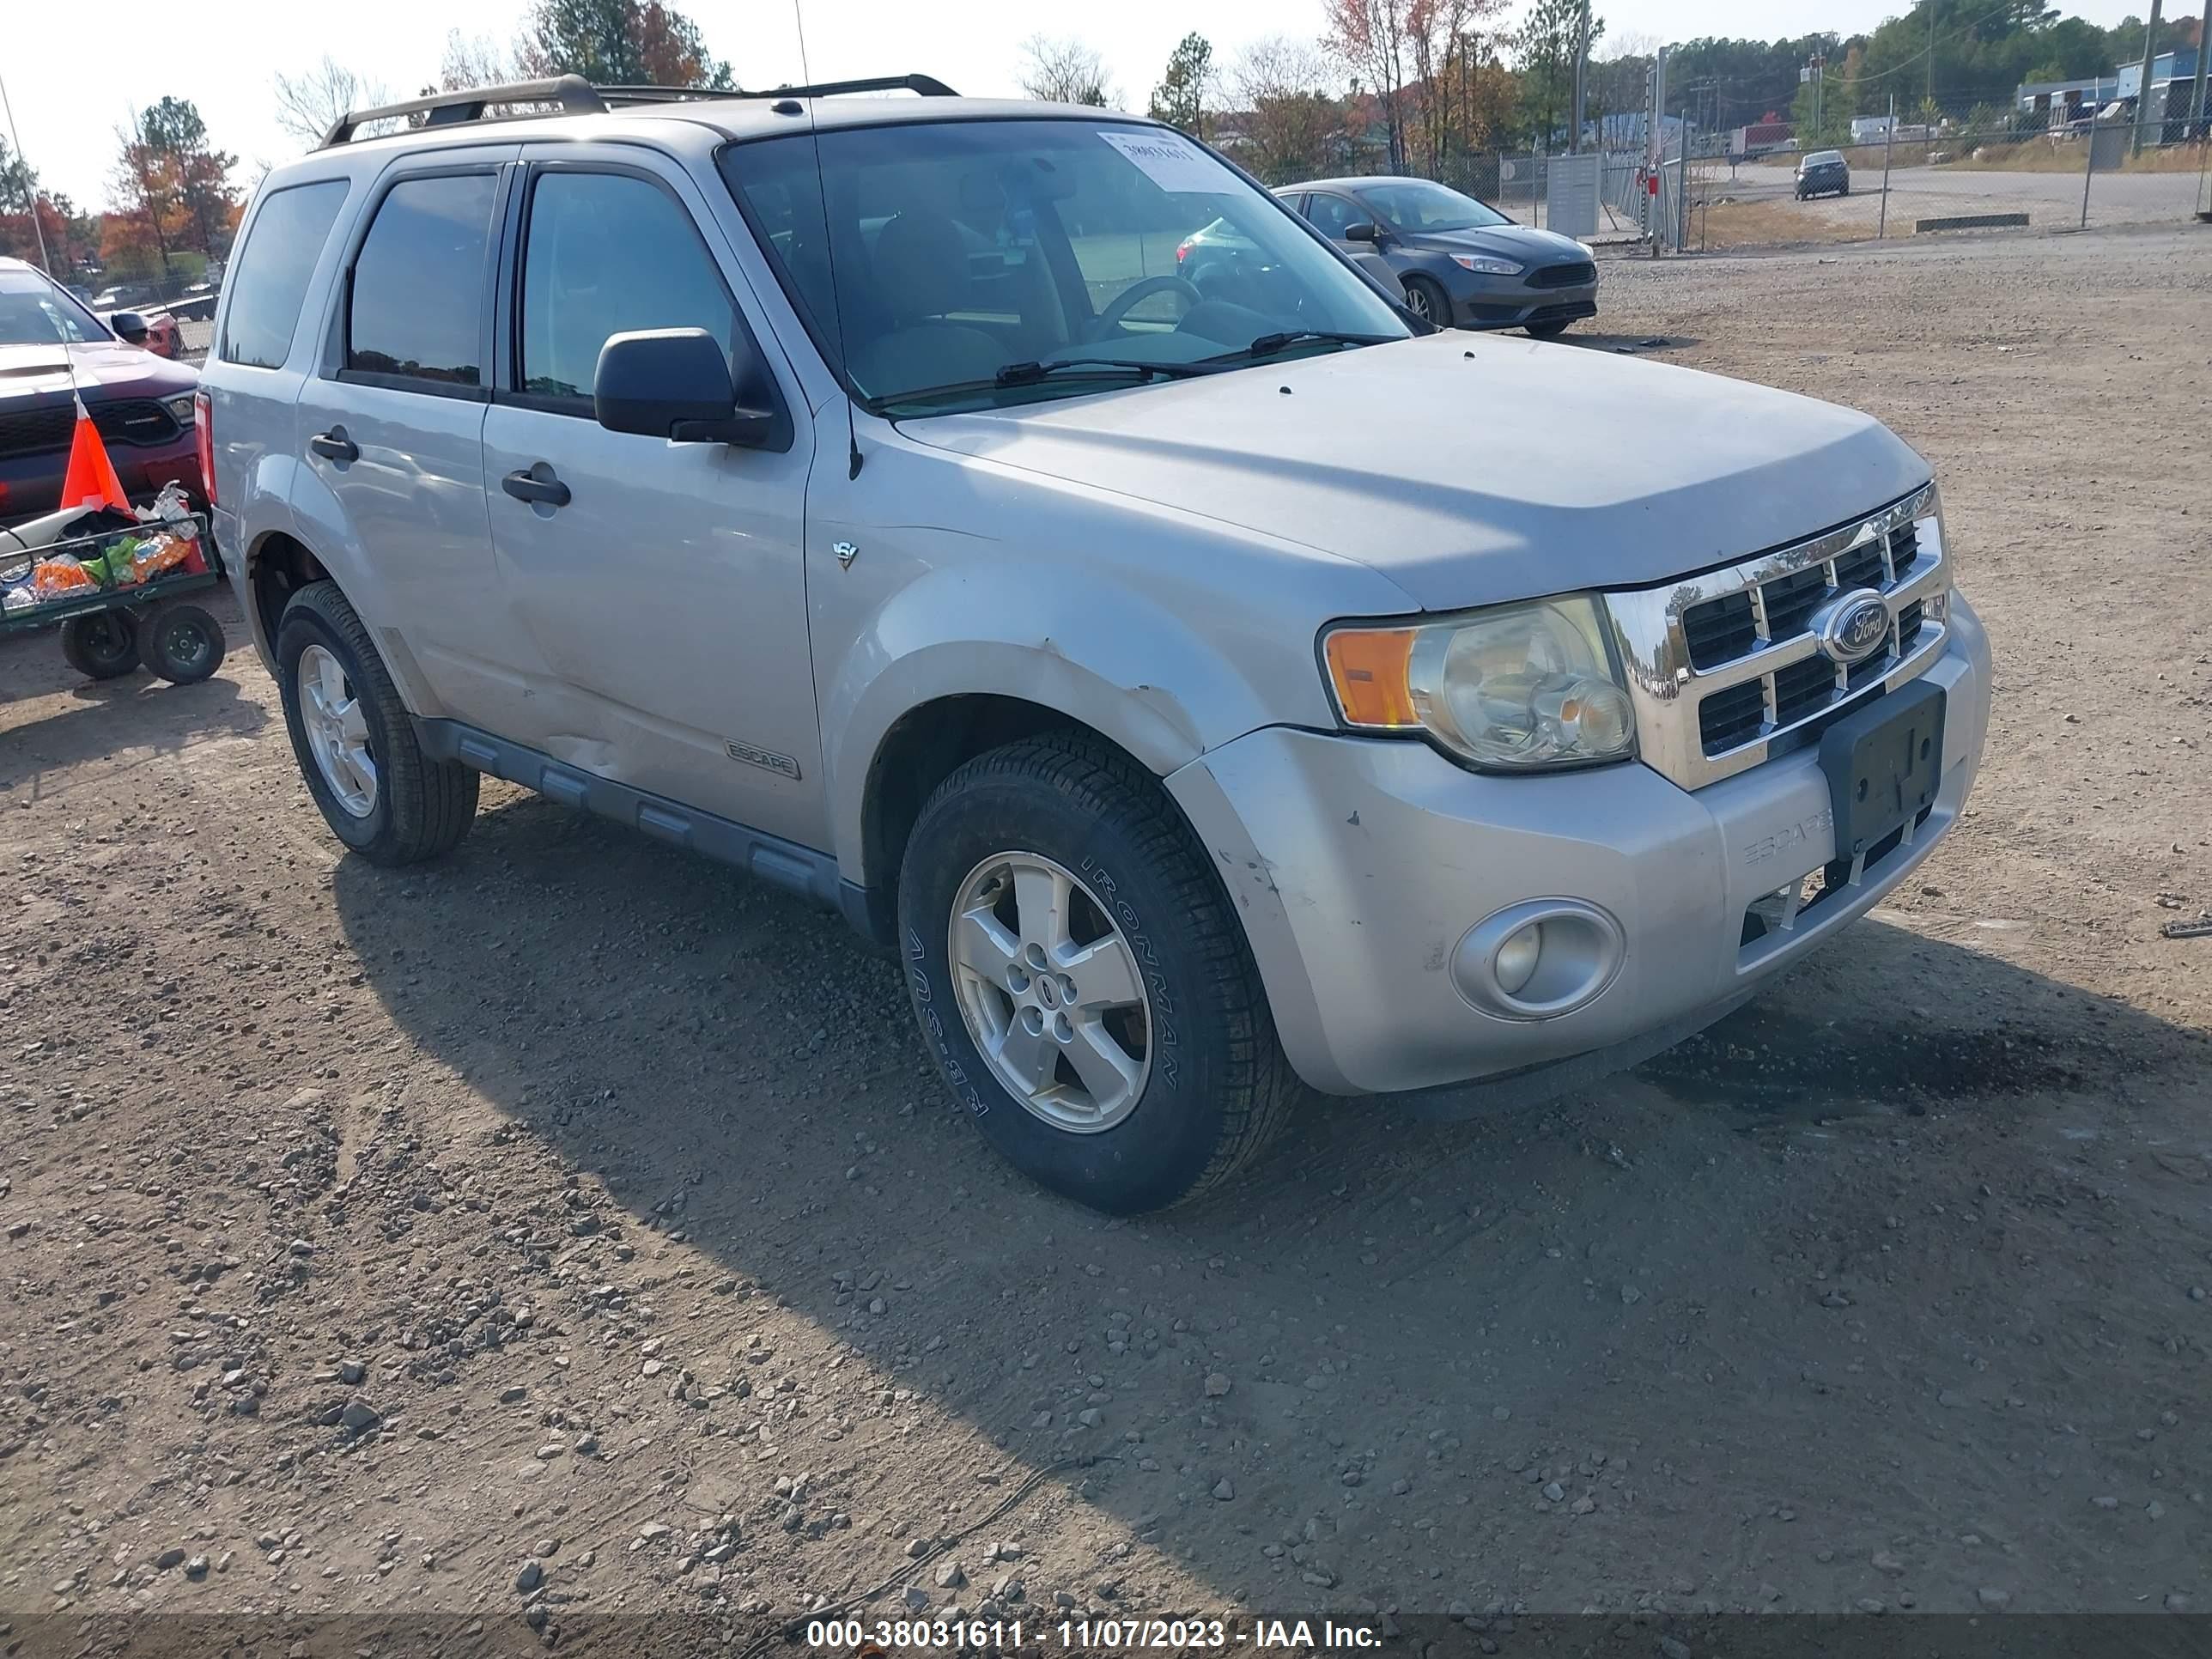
(0, 258, 203, 525)
(1796, 150, 1850, 199)
(1279, 176, 1599, 336)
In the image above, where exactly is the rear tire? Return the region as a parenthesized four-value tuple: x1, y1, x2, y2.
(897, 732, 1297, 1214)
(275, 580, 478, 866)
(60, 612, 140, 680)
(1401, 275, 1450, 327)
(143, 602, 226, 684)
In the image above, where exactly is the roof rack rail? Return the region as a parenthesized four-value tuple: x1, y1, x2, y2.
(319, 76, 607, 147)
(318, 70, 960, 149)
(755, 73, 959, 100)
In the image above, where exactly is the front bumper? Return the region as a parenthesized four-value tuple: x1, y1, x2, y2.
(1451, 274, 1599, 331)
(1166, 594, 1990, 1097)
(0, 436, 201, 524)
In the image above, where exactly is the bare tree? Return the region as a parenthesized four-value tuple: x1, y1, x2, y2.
(439, 29, 518, 90)
(1017, 36, 1118, 107)
(272, 56, 392, 149)
(1226, 37, 1343, 183)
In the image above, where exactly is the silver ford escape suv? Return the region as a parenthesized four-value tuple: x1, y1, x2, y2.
(201, 74, 1991, 1214)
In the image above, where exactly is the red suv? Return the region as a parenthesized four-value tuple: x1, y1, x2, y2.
(0, 258, 204, 524)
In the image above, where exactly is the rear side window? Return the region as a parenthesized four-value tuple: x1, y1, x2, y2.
(347, 173, 498, 387)
(220, 180, 349, 369)
(518, 171, 740, 404)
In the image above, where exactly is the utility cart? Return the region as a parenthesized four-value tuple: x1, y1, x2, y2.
(0, 508, 228, 686)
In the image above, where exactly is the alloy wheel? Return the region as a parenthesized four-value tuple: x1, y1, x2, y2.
(947, 851, 1152, 1133)
(298, 643, 378, 817)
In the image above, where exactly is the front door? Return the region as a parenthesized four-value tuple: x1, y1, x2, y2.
(478, 151, 821, 849)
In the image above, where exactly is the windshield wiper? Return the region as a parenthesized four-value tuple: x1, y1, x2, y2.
(993, 356, 1224, 387)
(1208, 330, 1400, 363)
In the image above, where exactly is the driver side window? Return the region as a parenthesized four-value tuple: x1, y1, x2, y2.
(1304, 194, 1364, 240)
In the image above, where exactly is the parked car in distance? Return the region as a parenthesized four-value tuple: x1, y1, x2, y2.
(0, 258, 202, 524)
(1279, 176, 1599, 335)
(205, 77, 1990, 1215)
(1796, 150, 1851, 198)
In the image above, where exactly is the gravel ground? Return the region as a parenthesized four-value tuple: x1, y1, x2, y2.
(3, 227, 2210, 1646)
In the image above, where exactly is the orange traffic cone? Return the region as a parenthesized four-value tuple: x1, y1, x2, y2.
(60, 392, 131, 515)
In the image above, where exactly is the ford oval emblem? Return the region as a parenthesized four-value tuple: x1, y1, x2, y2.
(1816, 590, 1892, 665)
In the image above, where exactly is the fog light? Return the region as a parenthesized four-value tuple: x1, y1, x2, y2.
(1449, 898, 1626, 1020)
(1494, 922, 1542, 994)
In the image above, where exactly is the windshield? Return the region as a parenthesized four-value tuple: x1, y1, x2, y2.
(0, 269, 111, 347)
(721, 119, 1408, 415)
(1355, 179, 1513, 233)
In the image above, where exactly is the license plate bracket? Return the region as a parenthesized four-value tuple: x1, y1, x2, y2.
(1818, 679, 1946, 861)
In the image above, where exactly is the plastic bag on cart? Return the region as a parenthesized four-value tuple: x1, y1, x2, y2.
(30, 555, 94, 599)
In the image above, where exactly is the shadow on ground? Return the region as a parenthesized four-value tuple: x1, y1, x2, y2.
(319, 784, 2212, 1612)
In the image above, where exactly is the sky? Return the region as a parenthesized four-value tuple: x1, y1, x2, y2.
(3, 0, 2183, 210)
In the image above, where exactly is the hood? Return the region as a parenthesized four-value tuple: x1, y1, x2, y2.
(1404, 223, 1589, 264)
(0, 339, 197, 404)
(898, 331, 1929, 612)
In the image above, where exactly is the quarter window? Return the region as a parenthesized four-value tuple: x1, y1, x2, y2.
(347, 173, 498, 386)
(221, 180, 349, 369)
(519, 171, 739, 404)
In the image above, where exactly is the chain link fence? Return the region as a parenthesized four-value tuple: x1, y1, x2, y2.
(1365, 114, 2209, 255)
(1683, 121, 2210, 252)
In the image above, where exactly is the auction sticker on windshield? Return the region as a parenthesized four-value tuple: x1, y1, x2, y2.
(1096, 129, 1232, 194)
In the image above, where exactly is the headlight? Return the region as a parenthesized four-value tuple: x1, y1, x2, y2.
(1322, 596, 1638, 771)
(162, 393, 197, 425)
(1449, 253, 1524, 276)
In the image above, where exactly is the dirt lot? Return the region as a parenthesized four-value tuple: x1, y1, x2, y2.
(4, 227, 2210, 1649)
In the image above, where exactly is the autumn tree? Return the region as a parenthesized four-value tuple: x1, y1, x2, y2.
(1018, 36, 1116, 106)
(1226, 38, 1343, 183)
(137, 98, 240, 258)
(106, 130, 187, 281)
(0, 137, 77, 269)
(1322, 0, 1413, 169)
(517, 0, 735, 88)
(1149, 33, 1215, 137)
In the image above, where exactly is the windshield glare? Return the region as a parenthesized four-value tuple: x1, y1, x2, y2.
(0, 270, 111, 347)
(1356, 179, 1512, 234)
(722, 120, 1408, 413)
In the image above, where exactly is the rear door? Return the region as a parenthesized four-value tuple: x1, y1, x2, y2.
(477, 147, 821, 848)
(289, 149, 519, 717)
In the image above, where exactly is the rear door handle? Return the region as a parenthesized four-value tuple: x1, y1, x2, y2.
(307, 427, 357, 463)
(501, 465, 571, 508)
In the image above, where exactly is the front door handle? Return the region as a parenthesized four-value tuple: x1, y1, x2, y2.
(501, 465, 571, 508)
(307, 427, 357, 463)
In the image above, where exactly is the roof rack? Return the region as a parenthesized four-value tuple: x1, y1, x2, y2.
(318, 71, 959, 148)
(319, 76, 607, 147)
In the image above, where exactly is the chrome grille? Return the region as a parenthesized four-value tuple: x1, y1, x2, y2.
(1602, 484, 1950, 791)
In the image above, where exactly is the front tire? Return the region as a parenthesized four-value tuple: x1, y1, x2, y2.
(1401, 275, 1449, 326)
(275, 580, 478, 866)
(897, 733, 1296, 1213)
(1526, 319, 1572, 338)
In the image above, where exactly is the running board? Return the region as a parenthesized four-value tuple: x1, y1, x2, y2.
(416, 719, 870, 932)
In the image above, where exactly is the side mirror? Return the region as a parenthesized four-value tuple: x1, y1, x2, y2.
(1344, 222, 1382, 244)
(109, 311, 149, 344)
(593, 327, 782, 447)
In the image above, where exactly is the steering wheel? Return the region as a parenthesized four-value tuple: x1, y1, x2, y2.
(1096, 275, 1204, 334)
